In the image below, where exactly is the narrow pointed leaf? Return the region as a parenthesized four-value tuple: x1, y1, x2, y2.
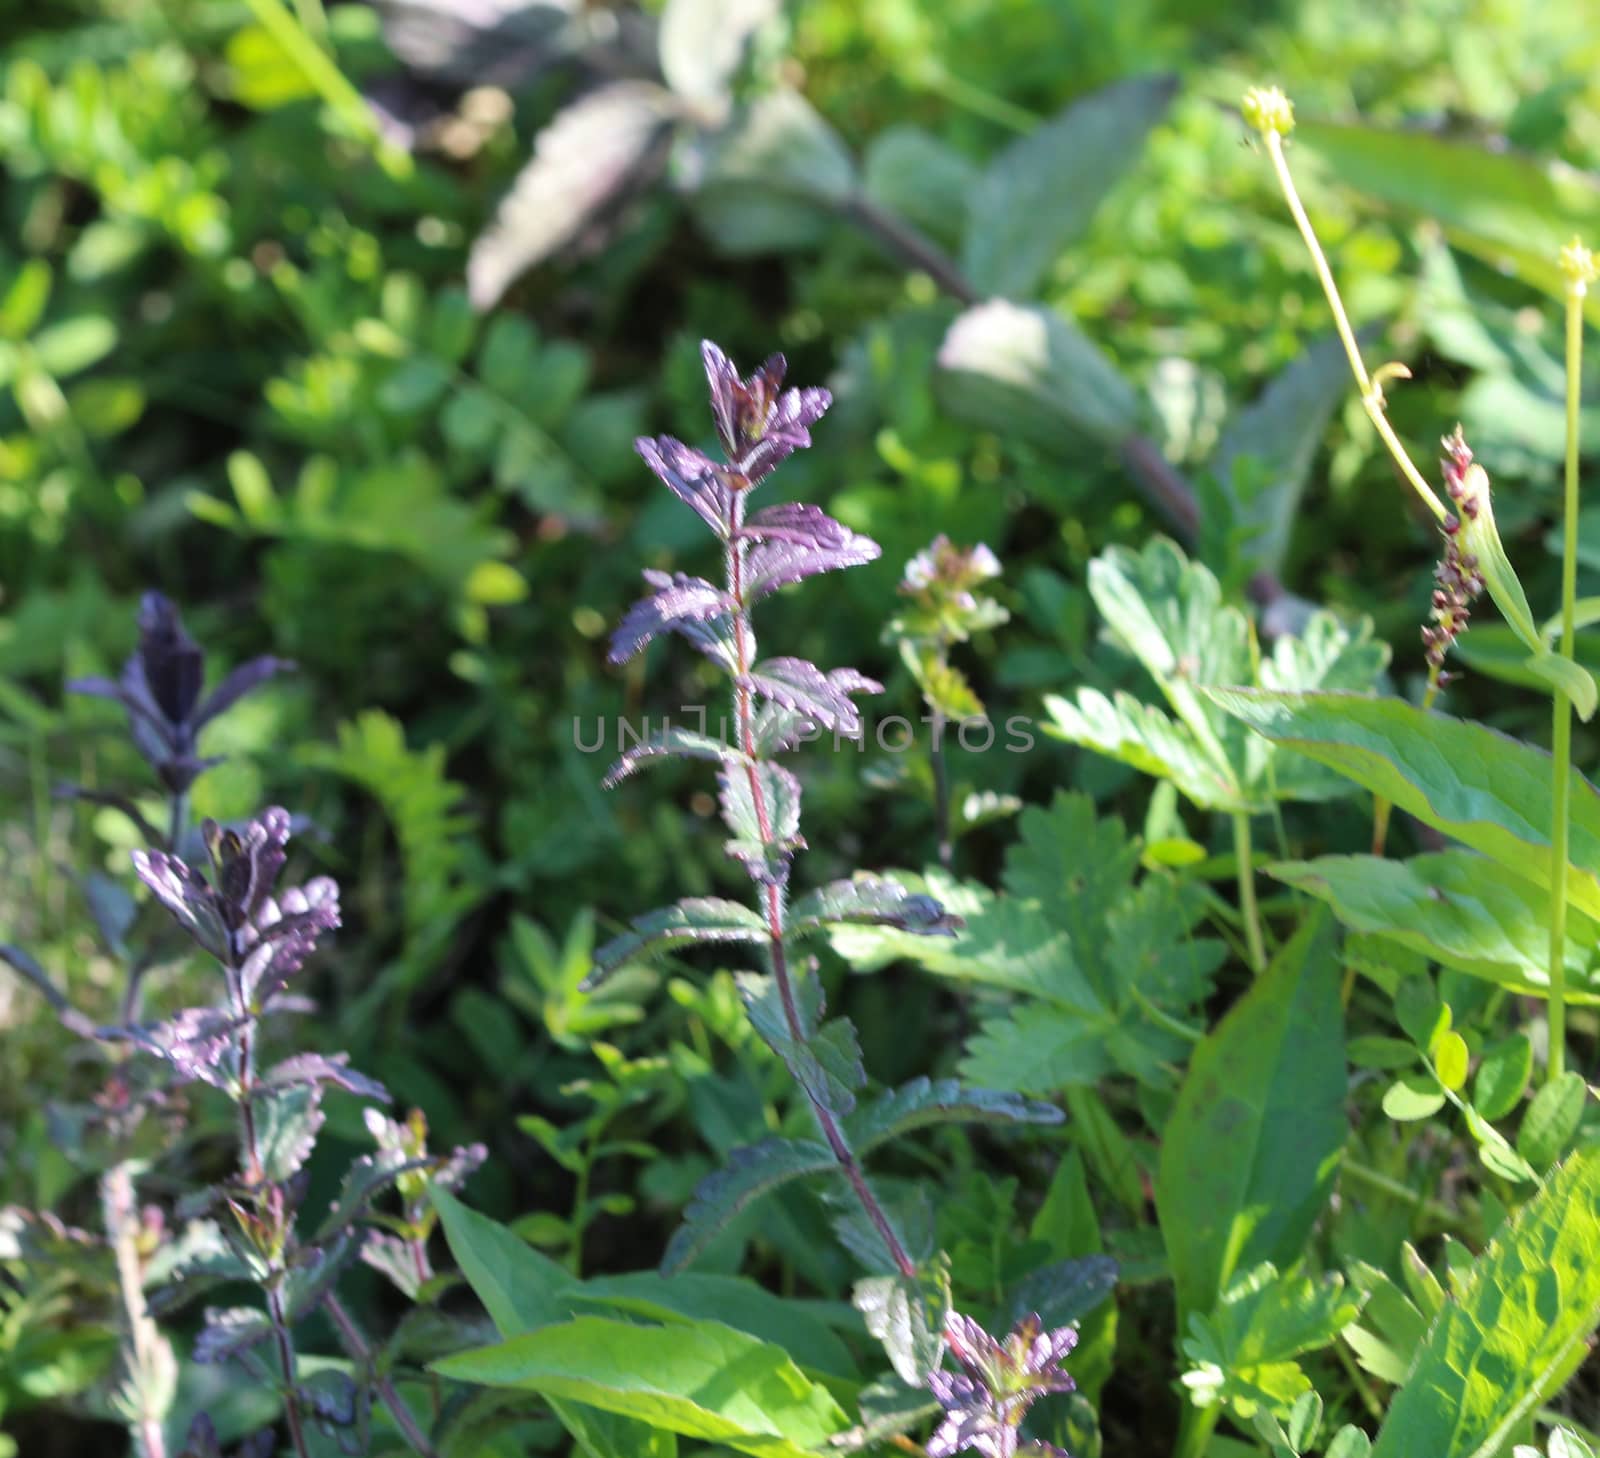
(588, 898, 766, 986)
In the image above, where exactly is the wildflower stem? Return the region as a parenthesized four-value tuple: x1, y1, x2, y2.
(1233, 812, 1266, 974)
(103, 1162, 170, 1458)
(325, 1293, 442, 1458)
(726, 501, 917, 1282)
(930, 712, 953, 869)
(1261, 129, 1449, 524)
(1548, 267, 1587, 1082)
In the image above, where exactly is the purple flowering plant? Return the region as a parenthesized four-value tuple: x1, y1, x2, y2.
(586, 341, 1082, 1450)
(3, 595, 484, 1458)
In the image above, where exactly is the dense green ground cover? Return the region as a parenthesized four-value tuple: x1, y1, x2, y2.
(7, 1, 1600, 1455)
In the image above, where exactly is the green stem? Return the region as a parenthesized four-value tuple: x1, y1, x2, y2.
(1174, 1399, 1220, 1458)
(1262, 131, 1448, 523)
(1549, 278, 1586, 1083)
(1233, 813, 1266, 974)
(1341, 1158, 1455, 1226)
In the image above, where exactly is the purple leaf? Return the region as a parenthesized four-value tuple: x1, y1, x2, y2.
(262, 1053, 388, 1103)
(602, 726, 744, 787)
(194, 655, 295, 729)
(608, 571, 736, 665)
(741, 503, 881, 598)
(586, 896, 768, 987)
(132, 849, 227, 955)
(790, 876, 963, 936)
(699, 340, 831, 485)
(116, 1006, 246, 1088)
(203, 808, 292, 930)
(744, 657, 882, 737)
(256, 1085, 325, 1183)
(635, 435, 736, 537)
(136, 592, 205, 726)
(194, 1306, 273, 1365)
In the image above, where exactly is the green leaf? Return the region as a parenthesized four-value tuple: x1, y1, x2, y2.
(576, 1273, 855, 1378)
(32, 316, 116, 377)
(1181, 1263, 1361, 1423)
(1342, 1260, 1428, 1385)
(662, 1138, 835, 1274)
(1381, 1072, 1446, 1122)
(739, 972, 865, 1116)
(431, 1187, 575, 1335)
(1434, 1031, 1469, 1092)
(1209, 690, 1600, 920)
(935, 299, 1144, 452)
(1517, 1071, 1587, 1169)
(1327, 1426, 1373, 1458)
(1270, 851, 1600, 1001)
(256, 1086, 324, 1183)
(862, 126, 978, 248)
(845, 1077, 1062, 1152)
(1474, 1035, 1534, 1121)
(1048, 541, 1386, 811)
(1348, 1036, 1419, 1070)
(787, 875, 960, 936)
(689, 90, 856, 254)
(1526, 650, 1600, 722)
(0, 258, 51, 339)
(852, 1256, 952, 1386)
(961, 74, 1176, 298)
(1209, 331, 1360, 577)
(432, 1315, 848, 1456)
(1295, 120, 1600, 327)
(1371, 1147, 1600, 1458)
(1156, 916, 1346, 1317)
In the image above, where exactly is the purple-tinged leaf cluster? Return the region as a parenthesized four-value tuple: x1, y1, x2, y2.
(68, 592, 292, 793)
(929, 1311, 1077, 1458)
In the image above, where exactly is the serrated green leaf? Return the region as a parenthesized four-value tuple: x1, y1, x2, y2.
(1371, 1147, 1600, 1458)
(1210, 690, 1600, 919)
(588, 897, 767, 983)
(846, 1076, 1062, 1152)
(663, 1138, 835, 1274)
(1157, 916, 1346, 1317)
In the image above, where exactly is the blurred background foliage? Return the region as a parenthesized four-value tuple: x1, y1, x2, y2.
(4, 0, 1600, 1447)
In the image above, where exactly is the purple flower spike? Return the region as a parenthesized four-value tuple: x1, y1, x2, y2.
(699, 340, 831, 487)
(68, 592, 293, 793)
(930, 1311, 1077, 1458)
(133, 809, 338, 996)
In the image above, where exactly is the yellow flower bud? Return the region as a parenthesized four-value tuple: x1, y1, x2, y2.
(1242, 86, 1295, 137)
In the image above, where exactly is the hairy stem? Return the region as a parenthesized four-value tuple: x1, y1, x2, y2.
(104, 1163, 170, 1458)
(1262, 130, 1448, 524)
(1549, 275, 1586, 1082)
(726, 498, 917, 1281)
(930, 711, 952, 869)
(1233, 813, 1266, 974)
(325, 1293, 442, 1458)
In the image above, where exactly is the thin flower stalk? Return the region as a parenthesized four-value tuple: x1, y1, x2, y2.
(1549, 238, 1596, 1082)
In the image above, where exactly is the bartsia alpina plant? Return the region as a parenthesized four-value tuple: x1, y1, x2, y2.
(69, 592, 292, 794)
(592, 341, 964, 1277)
(931, 1311, 1078, 1458)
